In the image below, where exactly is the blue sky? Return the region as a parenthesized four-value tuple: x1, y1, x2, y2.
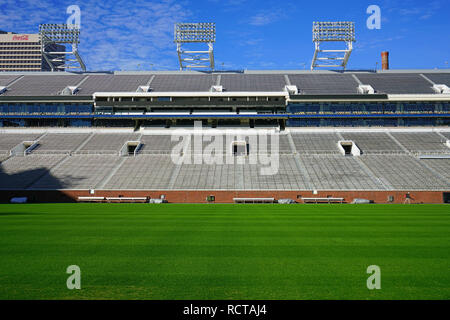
(1, 0, 449, 71)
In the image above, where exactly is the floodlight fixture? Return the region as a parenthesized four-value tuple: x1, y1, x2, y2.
(310, 21, 355, 70)
(174, 23, 215, 70)
(312, 21, 355, 42)
(174, 23, 216, 43)
(39, 23, 86, 71)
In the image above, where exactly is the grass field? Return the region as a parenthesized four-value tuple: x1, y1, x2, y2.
(0, 203, 449, 300)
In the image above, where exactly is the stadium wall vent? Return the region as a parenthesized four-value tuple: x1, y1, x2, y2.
(432, 84, 450, 94)
(338, 140, 361, 156)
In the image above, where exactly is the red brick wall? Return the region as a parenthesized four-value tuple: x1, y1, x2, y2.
(0, 189, 447, 204)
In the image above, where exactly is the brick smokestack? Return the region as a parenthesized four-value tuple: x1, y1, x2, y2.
(381, 51, 389, 70)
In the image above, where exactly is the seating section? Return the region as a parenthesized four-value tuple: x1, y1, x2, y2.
(423, 73, 450, 87)
(1, 72, 448, 95)
(199, 133, 292, 155)
(291, 133, 340, 154)
(76, 74, 153, 95)
(139, 133, 292, 155)
(31, 155, 123, 189)
(354, 73, 435, 94)
(420, 159, 450, 181)
(288, 74, 359, 94)
(210, 133, 292, 155)
(340, 132, 404, 154)
(0, 74, 20, 86)
(150, 75, 218, 92)
(391, 132, 449, 154)
(173, 155, 309, 190)
(0, 133, 41, 154)
(299, 155, 383, 190)
(141, 133, 221, 155)
(219, 74, 286, 92)
(0, 131, 448, 191)
(360, 155, 449, 190)
(33, 133, 89, 154)
(77, 133, 140, 153)
(104, 155, 175, 189)
(0, 155, 65, 189)
(2, 75, 86, 96)
(139, 135, 176, 154)
(241, 156, 309, 190)
(173, 158, 237, 190)
(257, 134, 292, 154)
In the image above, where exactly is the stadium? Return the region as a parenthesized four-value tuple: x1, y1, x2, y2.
(0, 20, 449, 301)
(0, 69, 449, 204)
(1, 22, 449, 205)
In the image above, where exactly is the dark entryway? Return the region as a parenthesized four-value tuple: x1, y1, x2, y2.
(444, 193, 450, 203)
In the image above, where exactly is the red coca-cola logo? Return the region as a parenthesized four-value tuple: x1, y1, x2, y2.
(12, 35, 29, 41)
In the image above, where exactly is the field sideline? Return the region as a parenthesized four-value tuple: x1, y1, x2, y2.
(0, 203, 449, 300)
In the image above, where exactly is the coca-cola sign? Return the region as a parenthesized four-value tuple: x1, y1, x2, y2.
(12, 35, 29, 41)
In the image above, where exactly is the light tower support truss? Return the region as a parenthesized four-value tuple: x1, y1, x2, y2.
(310, 21, 355, 70)
(39, 24, 86, 72)
(174, 23, 215, 71)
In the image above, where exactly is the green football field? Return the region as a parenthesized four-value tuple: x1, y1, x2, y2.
(0, 203, 448, 300)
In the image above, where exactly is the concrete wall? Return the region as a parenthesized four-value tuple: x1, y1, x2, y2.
(0, 189, 447, 204)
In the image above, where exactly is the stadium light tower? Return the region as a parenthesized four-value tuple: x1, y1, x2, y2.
(39, 24, 86, 72)
(310, 21, 355, 70)
(174, 23, 215, 71)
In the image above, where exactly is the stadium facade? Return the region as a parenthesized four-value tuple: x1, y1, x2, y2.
(0, 32, 64, 72)
(0, 70, 449, 128)
(0, 69, 449, 204)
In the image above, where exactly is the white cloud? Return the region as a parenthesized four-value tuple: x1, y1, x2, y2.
(382, 0, 444, 21)
(248, 9, 286, 26)
(0, 0, 192, 71)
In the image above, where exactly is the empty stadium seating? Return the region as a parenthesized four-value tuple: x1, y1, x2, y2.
(241, 155, 309, 190)
(0, 155, 65, 189)
(290, 133, 341, 154)
(298, 155, 383, 190)
(0, 133, 42, 154)
(0, 130, 449, 192)
(1, 69, 449, 201)
(288, 74, 359, 94)
(76, 74, 153, 95)
(172, 155, 310, 190)
(0, 71, 448, 95)
(149, 74, 218, 92)
(0, 74, 20, 87)
(1, 74, 86, 96)
(219, 74, 286, 92)
(103, 155, 176, 189)
(390, 132, 449, 154)
(360, 155, 449, 190)
(76, 133, 140, 154)
(33, 133, 89, 154)
(340, 132, 404, 154)
(139, 135, 176, 154)
(30, 155, 124, 189)
(138, 133, 292, 155)
(419, 159, 450, 181)
(354, 73, 435, 94)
